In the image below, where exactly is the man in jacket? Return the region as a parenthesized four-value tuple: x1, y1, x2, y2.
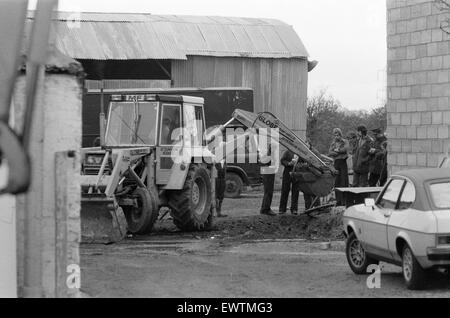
(259, 140, 279, 216)
(328, 128, 350, 205)
(368, 128, 387, 187)
(353, 125, 372, 187)
(279, 150, 300, 215)
(379, 140, 389, 186)
(215, 160, 228, 217)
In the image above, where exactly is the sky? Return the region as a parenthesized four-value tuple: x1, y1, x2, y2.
(30, 0, 388, 111)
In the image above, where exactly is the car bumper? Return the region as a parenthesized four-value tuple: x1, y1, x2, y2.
(427, 247, 450, 261)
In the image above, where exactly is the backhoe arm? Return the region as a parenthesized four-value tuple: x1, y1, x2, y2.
(209, 109, 335, 174)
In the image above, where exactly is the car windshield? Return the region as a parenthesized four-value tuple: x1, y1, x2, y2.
(106, 102, 158, 146)
(429, 182, 450, 209)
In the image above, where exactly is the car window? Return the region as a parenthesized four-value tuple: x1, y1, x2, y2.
(398, 181, 416, 210)
(378, 179, 404, 209)
(440, 156, 450, 168)
(429, 182, 450, 209)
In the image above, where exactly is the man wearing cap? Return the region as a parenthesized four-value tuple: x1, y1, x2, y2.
(353, 125, 372, 187)
(368, 128, 387, 187)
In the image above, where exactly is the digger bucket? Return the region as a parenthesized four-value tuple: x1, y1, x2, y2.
(293, 170, 335, 197)
(81, 194, 128, 244)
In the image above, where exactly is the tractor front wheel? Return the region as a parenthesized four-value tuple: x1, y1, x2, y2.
(169, 165, 213, 231)
(123, 187, 159, 235)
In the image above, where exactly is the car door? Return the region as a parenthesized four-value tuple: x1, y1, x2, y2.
(363, 178, 405, 259)
(386, 179, 416, 263)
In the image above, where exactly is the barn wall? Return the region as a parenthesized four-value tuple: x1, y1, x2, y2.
(172, 56, 308, 138)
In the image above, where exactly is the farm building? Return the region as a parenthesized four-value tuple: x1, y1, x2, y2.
(386, 0, 450, 172)
(28, 11, 314, 139)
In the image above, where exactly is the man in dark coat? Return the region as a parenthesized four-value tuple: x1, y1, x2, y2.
(328, 128, 350, 205)
(379, 140, 389, 186)
(353, 125, 372, 187)
(215, 160, 228, 217)
(347, 131, 358, 156)
(295, 140, 322, 212)
(368, 128, 387, 187)
(279, 150, 300, 215)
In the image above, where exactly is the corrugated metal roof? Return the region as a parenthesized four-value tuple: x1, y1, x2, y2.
(27, 11, 309, 60)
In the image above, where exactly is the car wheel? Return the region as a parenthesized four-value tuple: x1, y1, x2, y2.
(346, 232, 378, 275)
(402, 245, 427, 290)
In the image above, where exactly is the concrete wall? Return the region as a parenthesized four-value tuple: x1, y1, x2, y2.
(173, 56, 308, 139)
(0, 176, 17, 298)
(14, 72, 82, 298)
(387, 0, 450, 173)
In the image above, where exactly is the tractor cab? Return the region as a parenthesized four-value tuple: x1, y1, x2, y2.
(104, 94, 210, 188)
(104, 94, 206, 148)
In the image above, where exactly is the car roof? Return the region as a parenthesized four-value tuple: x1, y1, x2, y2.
(395, 168, 450, 183)
(390, 168, 450, 211)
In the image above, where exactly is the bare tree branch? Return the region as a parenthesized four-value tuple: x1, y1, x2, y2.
(435, 0, 450, 10)
(435, 0, 450, 34)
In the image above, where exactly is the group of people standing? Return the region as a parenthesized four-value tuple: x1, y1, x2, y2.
(329, 125, 388, 205)
(215, 125, 389, 218)
(260, 125, 389, 215)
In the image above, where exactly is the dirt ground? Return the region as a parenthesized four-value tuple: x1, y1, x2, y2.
(80, 190, 450, 298)
(149, 190, 345, 243)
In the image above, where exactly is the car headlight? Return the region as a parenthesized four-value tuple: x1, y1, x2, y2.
(437, 235, 450, 246)
(85, 154, 104, 165)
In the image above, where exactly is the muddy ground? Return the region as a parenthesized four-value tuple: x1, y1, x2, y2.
(148, 190, 345, 243)
(80, 190, 450, 298)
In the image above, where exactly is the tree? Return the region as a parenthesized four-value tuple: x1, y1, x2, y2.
(306, 90, 387, 154)
(435, 0, 450, 34)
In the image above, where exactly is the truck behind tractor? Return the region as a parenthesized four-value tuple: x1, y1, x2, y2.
(80, 94, 216, 243)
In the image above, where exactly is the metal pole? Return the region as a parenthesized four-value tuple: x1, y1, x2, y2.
(99, 80, 106, 146)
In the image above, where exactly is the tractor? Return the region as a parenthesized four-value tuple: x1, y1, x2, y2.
(80, 94, 216, 243)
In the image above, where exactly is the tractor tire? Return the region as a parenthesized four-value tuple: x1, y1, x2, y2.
(169, 165, 213, 231)
(123, 187, 159, 235)
(225, 172, 244, 198)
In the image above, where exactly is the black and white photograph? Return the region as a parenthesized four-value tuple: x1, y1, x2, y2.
(1, 0, 450, 302)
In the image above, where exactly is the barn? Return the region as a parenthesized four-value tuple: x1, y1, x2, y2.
(31, 12, 314, 138)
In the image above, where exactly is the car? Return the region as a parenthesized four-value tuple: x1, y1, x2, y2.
(343, 168, 450, 290)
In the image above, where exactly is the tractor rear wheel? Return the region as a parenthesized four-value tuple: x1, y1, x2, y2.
(169, 165, 213, 231)
(123, 187, 159, 235)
